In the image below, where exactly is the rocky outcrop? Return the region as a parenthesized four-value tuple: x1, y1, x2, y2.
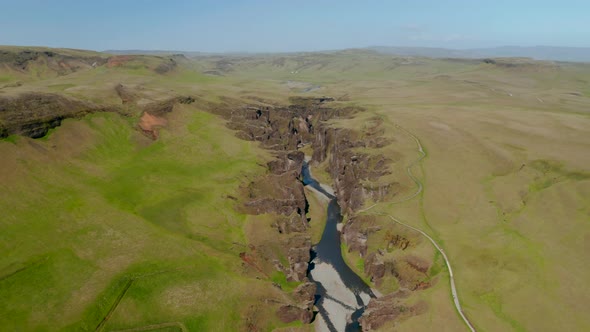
(138, 112, 167, 140)
(277, 304, 314, 324)
(115, 83, 138, 105)
(213, 97, 409, 325)
(0, 93, 117, 138)
(213, 97, 350, 151)
(292, 281, 316, 303)
(242, 171, 307, 216)
(341, 215, 381, 257)
(277, 281, 316, 324)
(286, 235, 312, 281)
(311, 121, 397, 214)
(0, 87, 195, 140)
(359, 291, 427, 331)
(136, 96, 195, 140)
(364, 252, 387, 283)
(268, 151, 305, 175)
(274, 212, 308, 234)
(154, 58, 177, 74)
(364, 251, 395, 286)
(343, 220, 432, 290)
(220, 98, 345, 290)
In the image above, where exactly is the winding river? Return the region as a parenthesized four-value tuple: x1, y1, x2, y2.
(301, 161, 375, 332)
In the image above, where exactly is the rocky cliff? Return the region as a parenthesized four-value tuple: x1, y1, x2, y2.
(0, 92, 195, 140)
(311, 117, 397, 214)
(0, 93, 116, 138)
(211, 96, 432, 329)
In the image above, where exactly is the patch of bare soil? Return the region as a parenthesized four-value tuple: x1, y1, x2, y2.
(138, 112, 167, 140)
(107, 55, 136, 68)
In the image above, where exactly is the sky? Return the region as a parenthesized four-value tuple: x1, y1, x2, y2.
(0, 0, 589, 52)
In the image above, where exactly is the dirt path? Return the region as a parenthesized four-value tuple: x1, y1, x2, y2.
(380, 213, 475, 332)
(361, 121, 476, 332)
(389, 123, 426, 204)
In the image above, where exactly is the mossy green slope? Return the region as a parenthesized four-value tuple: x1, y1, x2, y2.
(0, 106, 285, 331)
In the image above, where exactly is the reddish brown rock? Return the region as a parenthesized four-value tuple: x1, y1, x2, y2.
(311, 123, 397, 214)
(342, 215, 379, 257)
(404, 255, 429, 274)
(0, 93, 117, 139)
(242, 171, 307, 217)
(286, 235, 312, 281)
(267, 150, 305, 176)
(292, 281, 316, 303)
(359, 291, 427, 331)
(364, 252, 386, 282)
(115, 83, 138, 105)
(138, 112, 167, 140)
(275, 212, 308, 234)
(276, 304, 314, 324)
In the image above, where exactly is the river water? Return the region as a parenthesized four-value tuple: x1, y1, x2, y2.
(301, 162, 375, 332)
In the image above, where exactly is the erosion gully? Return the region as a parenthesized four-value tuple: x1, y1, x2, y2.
(302, 161, 375, 332)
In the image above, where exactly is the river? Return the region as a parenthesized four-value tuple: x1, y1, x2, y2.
(301, 161, 376, 332)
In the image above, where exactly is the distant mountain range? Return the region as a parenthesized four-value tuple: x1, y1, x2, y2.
(103, 46, 590, 63)
(103, 49, 211, 57)
(367, 46, 590, 62)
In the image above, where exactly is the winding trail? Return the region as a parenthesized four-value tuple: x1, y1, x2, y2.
(379, 213, 475, 332)
(361, 121, 476, 332)
(389, 123, 426, 204)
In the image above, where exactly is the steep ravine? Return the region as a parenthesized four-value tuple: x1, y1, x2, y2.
(212, 96, 428, 331)
(302, 161, 375, 332)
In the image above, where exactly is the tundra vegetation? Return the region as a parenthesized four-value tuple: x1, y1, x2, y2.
(1, 46, 589, 331)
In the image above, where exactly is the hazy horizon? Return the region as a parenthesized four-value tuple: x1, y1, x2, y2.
(1, 0, 589, 53)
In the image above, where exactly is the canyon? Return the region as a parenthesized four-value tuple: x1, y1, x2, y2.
(2, 46, 590, 332)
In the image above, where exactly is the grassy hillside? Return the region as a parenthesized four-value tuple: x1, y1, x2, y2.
(0, 104, 294, 331)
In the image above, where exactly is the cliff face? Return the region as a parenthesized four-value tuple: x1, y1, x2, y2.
(311, 119, 397, 215)
(0, 93, 116, 138)
(214, 96, 430, 329)
(0, 91, 195, 140)
(308, 109, 435, 330)
(207, 97, 365, 326)
(224, 98, 337, 284)
(358, 290, 427, 331)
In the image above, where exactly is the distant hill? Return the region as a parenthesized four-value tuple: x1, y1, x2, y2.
(105, 46, 590, 62)
(368, 46, 590, 62)
(103, 49, 211, 57)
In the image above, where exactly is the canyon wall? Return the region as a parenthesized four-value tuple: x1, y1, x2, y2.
(214, 96, 432, 329)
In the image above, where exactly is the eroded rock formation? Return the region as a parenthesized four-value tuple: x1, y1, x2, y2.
(0, 93, 116, 138)
(358, 290, 427, 331)
(311, 124, 397, 214)
(277, 281, 317, 324)
(214, 96, 430, 328)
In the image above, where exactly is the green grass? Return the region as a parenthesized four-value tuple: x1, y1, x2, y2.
(47, 83, 76, 91)
(172, 70, 219, 84)
(0, 134, 19, 143)
(0, 74, 13, 82)
(340, 241, 373, 286)
(270, 271, 300, 292)
(0, 107, 282, 331)
(479, 292, 526, 332)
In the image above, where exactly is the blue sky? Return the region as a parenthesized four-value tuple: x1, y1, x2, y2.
(0, 0, 588, 51)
